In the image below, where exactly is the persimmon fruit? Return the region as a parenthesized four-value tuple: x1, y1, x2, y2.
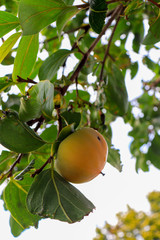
(55, 127, 108, 183)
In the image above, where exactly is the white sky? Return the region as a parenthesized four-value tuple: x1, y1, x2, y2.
(1, 1, 160, 240)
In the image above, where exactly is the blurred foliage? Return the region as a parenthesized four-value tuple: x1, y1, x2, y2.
(94, 191, 160, 240)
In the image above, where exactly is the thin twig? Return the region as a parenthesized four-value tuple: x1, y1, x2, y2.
(100, 7, 123, 82)
(61, 4, 124, 96)
(34, 116, 45, 132)
(55, 104, 63, 134)
(42, 24, 90, 44)
(7, 154, 23, 177)
(74, 3, 89, 9)
(17, 76, 37, 84)
(31, 155, 53, 177)
(143, 78, 160, 90)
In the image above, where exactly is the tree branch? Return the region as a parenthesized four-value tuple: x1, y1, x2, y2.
(16, 76, 37, 84)
(7, 154, 23, 177)
(55, 104, 63, 134)
(100, 7, 123, 82)
(148, 0, 160, 8)
(31, 155, 53, 177)
(61, 4, 124, 96)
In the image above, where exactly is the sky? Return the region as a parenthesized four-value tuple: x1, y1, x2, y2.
(1, 1, 160, 240)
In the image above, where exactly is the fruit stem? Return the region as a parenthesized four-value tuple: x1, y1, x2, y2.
(100, 171, 105, 176)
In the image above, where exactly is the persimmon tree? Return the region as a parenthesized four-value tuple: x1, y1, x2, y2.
(0, 0, 160, 237)
(93, 191, 160, 240)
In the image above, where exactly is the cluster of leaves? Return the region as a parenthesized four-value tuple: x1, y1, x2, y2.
(93, 191, 160, 240)
(0, 0, 160, 237)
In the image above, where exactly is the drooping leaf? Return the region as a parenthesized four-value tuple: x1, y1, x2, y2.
(3, 174, 41, 237)
(39, 49, 71, 81)
(0, 32, 21, 64)
(107, 141, 122, 172)
(89, 0, 107, 33)
(19, 0, 66, 35)
(19, 80, 54, 121)
(27, 169, 95, 222)
(57, 6, 81, 37)
(12, 34, 39, 93)
(104, 64, 128, 116)
(0, 11, 19, 38)
(0, 111, 46, 153)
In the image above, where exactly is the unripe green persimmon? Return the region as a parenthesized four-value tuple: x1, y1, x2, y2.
(55, 127, 108, 183)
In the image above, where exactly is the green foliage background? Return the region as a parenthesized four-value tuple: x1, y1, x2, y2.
(0, 0, 160, 237)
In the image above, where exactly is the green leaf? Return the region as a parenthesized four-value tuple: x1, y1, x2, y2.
(27, 169, 95, 222)
(81, 55, 98, 75)
(143, 17, 160, 45)
(19, 80, 54, 121)
(9, 216, 24, 237)
(19, 0, 66, 35)
(64, 89, 90, 105)
(39, 49, 71, 81)
(130, 61, 138, 79)
(143, 30, 160, 45)
(1, 52, 14, 65)
(2, 94, 21, 112)
(53, 124, 75, 153)
(36, 80, 54, 118)
(61, 111, 81, 129)
(107, 141, 122, 172)
(89, 0, 107, 33)
(135, 153, 149, 172)
(0, 11, 19, 38)
(12, 34, 39, 93)
(0, 151, 16, 174)
(0, 111, 46, 153)
(63, 0, 74, 5)
(29, 58, 43, 80)
(57, 6, 80, 37)
(0, 32, 21, 64)
(3, 174, 40, 237)
(104, 64, 128, 116)
(0, 76, 13, 93)
(19, 96, 42, 122)
(40, 125, 58, 143)
(147, 133, 160, 169)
